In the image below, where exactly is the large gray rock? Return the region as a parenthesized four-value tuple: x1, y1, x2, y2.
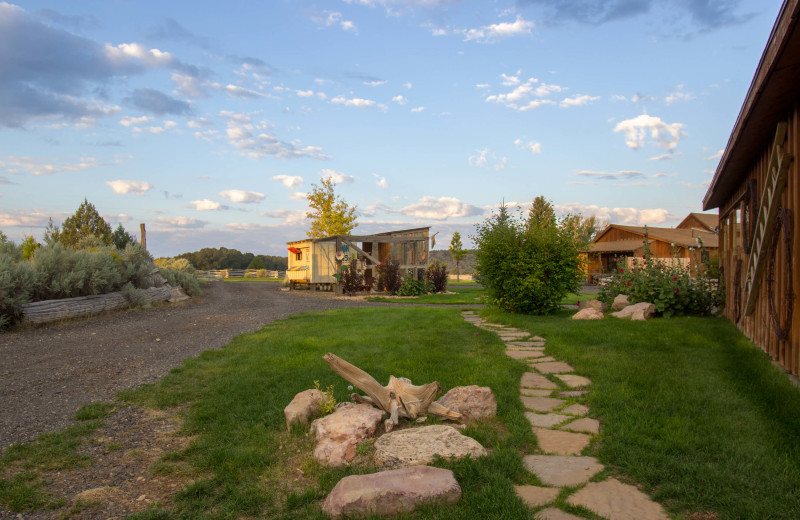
(310, 403, 385, 466)
(578, 299, 607, 312)
(284, 389, 325, 430)
(612, 302, 656, 321)
(374, 425, 487, 468)
(321, 466, 461, 519)
(611, 294, 630, 311)
(434, 385, 497, 421)
(572, 308, 604, 320)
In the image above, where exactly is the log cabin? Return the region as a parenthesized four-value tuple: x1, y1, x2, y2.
(702, 0, 799, 376)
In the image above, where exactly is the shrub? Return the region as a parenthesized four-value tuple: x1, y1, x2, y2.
(474, 202, 584, 315)
(119, 243, 156, 288)
(159, 268, 201, 297)
(30, 243, 122, 300)
(121, 282, 150, 308)
(0, 253, 35, 329)
(154, 257, 195, 273)
(340, 258, 364, 295)
(375, 258, 402, 294)
(426, 260, 448, 293)
(397, 276, 432, 296)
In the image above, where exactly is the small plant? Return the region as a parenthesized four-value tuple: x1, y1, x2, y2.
(340, 258, 364, 295)
(396, 277, 432, 296)
(375, 258, 402, 294)
(426, 260, 448, 293)
(121, 282, 149, 308)
(313, 380, 337, 415)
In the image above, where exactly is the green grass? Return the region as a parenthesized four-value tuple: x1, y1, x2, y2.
(118, 307, 535, 519)
(365, 286, 486, 304)
(559, 291, 598, 305)
(481, 307, 800, 519)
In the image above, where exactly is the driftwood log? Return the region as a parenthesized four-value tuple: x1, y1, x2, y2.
(322, 352, 463, 432)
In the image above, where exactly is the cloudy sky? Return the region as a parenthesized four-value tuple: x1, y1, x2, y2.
(0, 0, 783, 257)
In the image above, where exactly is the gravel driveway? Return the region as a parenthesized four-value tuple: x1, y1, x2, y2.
(0, 282, 379, 451)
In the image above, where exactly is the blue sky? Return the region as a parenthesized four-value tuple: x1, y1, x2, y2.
(0, 0, 783, 257)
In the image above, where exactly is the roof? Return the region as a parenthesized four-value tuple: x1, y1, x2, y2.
(593, 224, 719, 249)
(677, 212, 718, 232)
(588, 240, 646, 253)
(286, 227, 430, 246)
(703, 0, 800, 209)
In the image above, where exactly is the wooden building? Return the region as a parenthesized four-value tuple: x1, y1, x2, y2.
(702, 0, 800, 376)
(286, 227, 430, 292)
(676, 212, 719, 233)
(585, 222, 718, 282)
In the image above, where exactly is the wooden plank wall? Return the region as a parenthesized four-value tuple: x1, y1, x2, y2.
(718, 101, 800, 376)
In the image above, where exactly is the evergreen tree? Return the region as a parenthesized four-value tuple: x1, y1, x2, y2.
(306, 177, 358, 238)
(448, 232, 467, 282)
(59, 199, 113, 248)
(528, 196, 557, 230)
(111, 223, 137, 250)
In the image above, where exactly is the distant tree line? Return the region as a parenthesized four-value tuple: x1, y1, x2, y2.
(176, 247, 288, 271)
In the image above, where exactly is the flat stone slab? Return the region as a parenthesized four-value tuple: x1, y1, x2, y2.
(528, 356, 556, 364)
(321, 466, 461, 519)
(554, 374, 591, 388)
(534, 428, 591, 455)
(525, 412, 569, 428)
(535, 508, 586, 520)
(507, 341, 545, 347)
(567, 478, 669, 520)
(558, 390, 588, 398)
(523, 455, 604, 486)
(521, 389, 552, 397)
(534, 362, 575, 374)
(561, 404, 589, 416)
(562, 418, 600, 434)
(514, 485, 559, 508)
(506, 350, 546, 360)
(521, 396, 564, 412)
(506, 346, 545, 351)
(373, 425, 487, 468)
(521, 372, 558, 390)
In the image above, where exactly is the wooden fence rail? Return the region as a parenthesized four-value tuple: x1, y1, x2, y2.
(196, 269, 286, 279)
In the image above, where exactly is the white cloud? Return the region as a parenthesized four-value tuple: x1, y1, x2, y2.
(575, 170, 643, 180)
(613, 114, 686, 151)
(261, 209, 308, 226)
(514, 139, 541, 154)
(104, 42, 175, 67)
(273, 175, 304, 189)
(321, 169, 355, 184)
(398, 196, 484, 220)
(665, 85, 694, 105)
(311, 10, 357, 33)
(648, 153, 673, 161)
(187, 199, 225, 211)
(374, 174, 389, 188)
(1, 156, 101, 176)
(555, 203, 674, 226)
(296, 90, 315, 97)
(172, 73, 207, 98)
(331, 96, 387, 110)
(106, 179, 153, 195)
(392, 95, 407, 105)
(485, 75, 563, 112)
(469, 149, 507, 170)
(120, 116, 149, 127)
(560, 94, 599, 107)
(463, 15, 534, 43)
(411, 106, 424, 112)
(219, 111, 328, 159)
(364, 79, 387, 87)
(705, 149, 724, 160)
(219, 189, 266, 203)
(288, 191, 307, 200)
(0, 210, 57, 228)
(154, 216, 207, 229)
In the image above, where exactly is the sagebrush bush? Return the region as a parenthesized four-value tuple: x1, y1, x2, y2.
(426, 260, 448, 293)
(121, 281, 150, 308)
(154, 257, 195, 273)
(159, 268, 201, 297)
(30, 243, 122, 300)
(376, 258, 402, 294)
(119, 243, 156, 288)
(0, 253, 36, 329)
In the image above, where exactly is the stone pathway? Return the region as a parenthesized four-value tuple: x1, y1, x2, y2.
(461, 311, 669, 520)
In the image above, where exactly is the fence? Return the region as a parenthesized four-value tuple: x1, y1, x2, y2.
(196, 269, 286, 280)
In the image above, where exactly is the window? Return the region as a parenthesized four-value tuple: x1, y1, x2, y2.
(295, 251, 302, 261)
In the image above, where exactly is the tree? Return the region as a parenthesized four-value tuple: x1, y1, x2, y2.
(21, 236, 40, 260)
(59, 199, 112, 248)
(306, 177, 358, 238)
(528, 196, 556, 231)
(111, 223, 137, 250)
(448, 232, 467, 282)
(247, 256, 266, 269)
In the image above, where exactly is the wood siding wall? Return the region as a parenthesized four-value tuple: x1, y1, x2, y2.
(718, 99, 800, 376)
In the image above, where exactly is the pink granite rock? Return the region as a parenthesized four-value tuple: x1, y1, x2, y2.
(434, 385, 497, 421)
(611, 294, 630, 311)
(578, 299, 607, 312)
(284, 389, 325, 430)
(612, 302, 656, 321)
(572, 308, 604, 320)
(310, 403, 385, 466)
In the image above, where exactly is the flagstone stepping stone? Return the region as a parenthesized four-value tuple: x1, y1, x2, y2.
(561, 418, 600, 434)
(499, 332, 531, 338)
(506, 350, 545, 360)
(523, 455, 604, 486)
(567, 478, 669, 520)
(554, 374, 591, 388)
(528, 356, 556, 364)
(534, 362, 575, 374)
(558, 390, 588, 398)
(514, 485, 559, 508)
(521, 372, 558, 390)
(525, 412, 570, 428)
(534, 428, 591, 455)
(507, 341, 546, 347)
(506, 345, 545, 351)
(535, 508, 586, 520)
(521, 396, 564, 412)
(521, 389, 552, 397)
(561, 404, 589, 416)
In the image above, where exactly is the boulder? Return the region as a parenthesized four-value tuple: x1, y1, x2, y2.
(168, 285, 190, 302)
(321, 466, 461, 519)
(310, 403, 385, 466)
(578, 299, 607, 312)
(284, 389, 325, 430)
(612, 302, 656, 321)
(434, 385, 497, 421)
(374, 425, 486, 468)
(572, 308, 604, 320)
(611, 294, 630, 311)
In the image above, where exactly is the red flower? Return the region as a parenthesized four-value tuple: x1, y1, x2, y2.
(627, 282, 631, 286)
(619, 268, 624, 273)
(674, 288, 679, 293)
(673, 276, 677, 281)
(576, 301, 580, 307)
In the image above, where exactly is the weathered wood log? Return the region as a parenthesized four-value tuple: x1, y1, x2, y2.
(322, 352, 463, 432)
(21, 286, 173, 325)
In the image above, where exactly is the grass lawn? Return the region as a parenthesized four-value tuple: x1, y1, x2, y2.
(365, 286, 486, 304)
(4, 306, 800, 519)
(559, 291, 598, 305)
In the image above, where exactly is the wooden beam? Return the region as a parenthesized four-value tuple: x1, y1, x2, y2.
(342, 238, 381, 265)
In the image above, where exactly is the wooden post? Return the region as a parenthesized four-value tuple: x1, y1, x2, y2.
(335, 237, 342, 296)
(140, 223, 147, 250)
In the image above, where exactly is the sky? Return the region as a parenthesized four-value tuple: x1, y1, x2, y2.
(0, 0, 785, 258)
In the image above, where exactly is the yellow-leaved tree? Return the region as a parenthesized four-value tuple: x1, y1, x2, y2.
(305, 177, 358, 238)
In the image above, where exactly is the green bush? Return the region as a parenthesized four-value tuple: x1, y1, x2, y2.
(376, 258, 402, 294)
(159, 268, 201, 297)
(30, 243, 122, 300)
(474, 201, 584, 315)
(121, 282, 150, 308)
(426, 260, 448, 293)
(0, 253, 36, 329)
(397, 276, 432, 296)
(340, 259, 364, 295)
(154, 257, 195, 273)
(119, 243, 156, 288)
